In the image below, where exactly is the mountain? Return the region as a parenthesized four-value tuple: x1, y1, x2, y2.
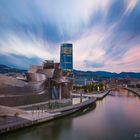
(0, 65, 27, 74)
(0, 64, 140, 79)
(73, 70, 140, 79)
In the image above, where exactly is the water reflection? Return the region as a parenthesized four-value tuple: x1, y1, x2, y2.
(1, 90, 140, 140)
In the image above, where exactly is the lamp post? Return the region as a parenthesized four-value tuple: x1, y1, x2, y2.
(80, 88, 83, 103)
(97, 86, 100, 93)
(59, 84, 62, 100)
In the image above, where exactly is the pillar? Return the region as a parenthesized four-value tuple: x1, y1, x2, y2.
(59, 84, 62, 100)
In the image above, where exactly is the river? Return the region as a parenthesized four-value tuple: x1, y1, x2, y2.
(1, 89, 140, 140)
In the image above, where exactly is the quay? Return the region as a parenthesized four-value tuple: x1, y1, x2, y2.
(0, 90, 110, 135)
(125, 88, 140, 97)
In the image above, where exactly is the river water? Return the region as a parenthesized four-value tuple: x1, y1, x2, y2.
(1, 90, 140, 140)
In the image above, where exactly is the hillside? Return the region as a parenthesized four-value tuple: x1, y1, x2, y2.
(0, 64, 140, 79)
(73, 70, 140, 79)
(0, 65, 27, 74)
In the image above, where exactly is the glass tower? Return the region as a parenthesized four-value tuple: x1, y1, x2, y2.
(60, 43, 73, 74)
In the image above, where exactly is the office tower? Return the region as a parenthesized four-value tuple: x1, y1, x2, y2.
(60, 43, 73, 74)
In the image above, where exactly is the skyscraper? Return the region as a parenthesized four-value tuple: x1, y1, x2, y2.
(60, 43, 73, 74)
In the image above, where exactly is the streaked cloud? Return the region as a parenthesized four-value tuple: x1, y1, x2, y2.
(124, 0, 137, 14)
(0, 0, 140, 72)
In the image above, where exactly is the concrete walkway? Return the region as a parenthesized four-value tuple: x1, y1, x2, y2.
(72, 97, 88, 105)
(0, 90, 110, 134)
(0, 98, 96, 134)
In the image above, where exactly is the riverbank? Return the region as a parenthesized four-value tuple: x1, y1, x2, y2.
(0, 90, 110, 135)
(125, 88, 140, 97)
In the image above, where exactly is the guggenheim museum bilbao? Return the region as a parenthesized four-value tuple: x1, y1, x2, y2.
(0, 43, 73, 106)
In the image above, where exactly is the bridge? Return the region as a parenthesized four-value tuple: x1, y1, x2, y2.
(72, 90, 111, 100)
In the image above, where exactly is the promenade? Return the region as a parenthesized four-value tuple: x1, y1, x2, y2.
(0, 90, 110, 134)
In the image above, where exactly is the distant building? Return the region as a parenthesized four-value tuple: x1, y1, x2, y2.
(74, 78, 98, 87)
(60, 43, 73, 75)
(74, 78, 88, 87)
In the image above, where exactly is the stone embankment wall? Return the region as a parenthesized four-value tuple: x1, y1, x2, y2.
(125, 88, 140, 97)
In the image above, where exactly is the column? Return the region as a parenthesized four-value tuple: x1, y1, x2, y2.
(59, 84, 62, 100)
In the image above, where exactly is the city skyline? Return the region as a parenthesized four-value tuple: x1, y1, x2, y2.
(0, 0, 140, 72)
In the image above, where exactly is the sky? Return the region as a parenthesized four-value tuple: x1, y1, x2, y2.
(0, 0, 140, 72)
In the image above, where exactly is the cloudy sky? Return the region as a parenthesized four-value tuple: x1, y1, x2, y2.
(0, 0, 140, 72)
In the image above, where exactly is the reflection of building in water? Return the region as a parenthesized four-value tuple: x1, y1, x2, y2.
(136, 97, 140, 105)
(119, 88, 128, 93)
